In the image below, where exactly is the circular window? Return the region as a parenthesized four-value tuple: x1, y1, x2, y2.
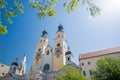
(43, 64, 50, 72)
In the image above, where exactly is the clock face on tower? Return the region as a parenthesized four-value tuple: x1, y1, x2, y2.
(55, 47, 61, 57)
(35, 52, 41, 59)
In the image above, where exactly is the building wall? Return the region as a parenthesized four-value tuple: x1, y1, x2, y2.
(0, 63, 9, 77)
(80, 52, 120, 80)
(53, 32, 67, 71)
(0, 63, 24, 77)
(41, 46, 53, 72)
(33, 37, 48, 66)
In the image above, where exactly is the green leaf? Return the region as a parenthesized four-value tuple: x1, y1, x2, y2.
(14, 1, 20, 8)
(0, 24, 8, 35)
(48, 9, 56, 16)
(29, 3, 33, 7)
(7, 18, 13, 24)
(82, 0, 89, 5)
(66, 7, 71, 13)
(0, 0, 8, 9)
(37, 12, 46, 19)
(18, 9, 24, 13)
(33, 2, 39, 9)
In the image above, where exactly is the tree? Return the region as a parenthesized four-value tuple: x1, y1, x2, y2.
(0, 0, 24, 35)
(29, 0, 100, 19)
(93, 57, 120, 80)
(0, 0, 100, 35)
(56, 65, 86, 80)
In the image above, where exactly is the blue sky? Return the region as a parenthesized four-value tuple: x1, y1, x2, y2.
(0, 0, 120, 73)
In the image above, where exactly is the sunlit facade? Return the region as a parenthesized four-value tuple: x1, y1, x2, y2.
(79, 46, 120, 80)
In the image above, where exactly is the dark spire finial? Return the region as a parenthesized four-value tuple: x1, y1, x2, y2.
(68, 46, 70, 51)
(11, 58, 18, 66)
(57, 24, 64, 32)
(16, 58, 18, 62)
(41, 30, 47, 37)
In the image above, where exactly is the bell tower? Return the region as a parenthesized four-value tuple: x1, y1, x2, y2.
(53, 24, 67, 71)
(33, 30, 48, 66)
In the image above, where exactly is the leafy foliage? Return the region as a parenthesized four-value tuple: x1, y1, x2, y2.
(0, 0, 24, 35)
(29, 0, 58, 19)
(29, 0, 100, 18)
(56, 66, 86, 80)
(0, 0, 100, 35)
(93, 57, 120, 80)
(0, 24, 7, 35)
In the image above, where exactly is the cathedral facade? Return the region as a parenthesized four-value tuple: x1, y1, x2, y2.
(30, 24, 76, 80)
(0, 24, 76, 80)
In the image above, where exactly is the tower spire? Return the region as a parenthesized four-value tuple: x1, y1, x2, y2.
(67, 46, 71, 51)
(57, 24, 64, 32)
(19, 53, 26, 74)
(41, 29, 47, 37)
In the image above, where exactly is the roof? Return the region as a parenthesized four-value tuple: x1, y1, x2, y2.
(11, 62, 18, 66)
(65, 51, 72, 55)
(80, 46, 120, 60)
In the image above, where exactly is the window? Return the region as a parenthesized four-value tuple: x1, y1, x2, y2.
(88, 62, 91, 65)
(14, 67, 16, 70)
(50, 49, 52, 52)
(83, 71, 86, 76)
(57, 43, 60, 48)
(47, 50, 49, 55)
(89, 70, 93, 76)
(40, 40, 42, 42)
(68, 57, 70, 60)
(38, 48, 41, 51)
(44, 64, 50, 72)
(2, 73, 5, 75)
(82, 63, 84, 66)
(53, 76, 55, 79)
(58, 35, 60, 37)
(1, 65, 4, 67)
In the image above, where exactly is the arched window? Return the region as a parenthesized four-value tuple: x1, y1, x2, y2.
(43, 64, 50, 72)
(38, 48, 41, 51)
(58, 35, 60, 37)
(40, 40, 42, 42)
(68, 57, 70, 60)
(57, 43, 60, 48)
(47, 50, 49, 55)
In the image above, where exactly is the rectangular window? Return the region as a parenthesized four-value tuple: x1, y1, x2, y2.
(83, 71, 86, 76)
(82, 63, 84, 66)
(89, 70, 93, 76)
(2, 73, 5, 75)
(88, 62, 91, 65)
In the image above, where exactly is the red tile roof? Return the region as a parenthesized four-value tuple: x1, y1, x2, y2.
(80, 46, 120, 60)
